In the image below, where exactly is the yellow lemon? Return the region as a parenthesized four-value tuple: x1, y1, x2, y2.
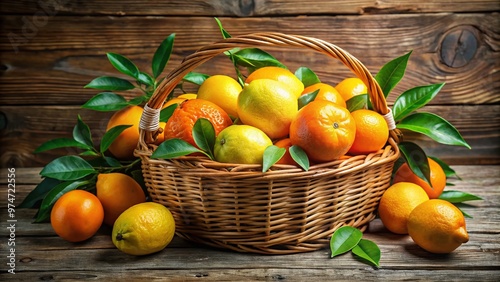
(112, 202, 175, 256)
(197, 75, 242, 118)
(214, 124, 273, 164)
(177, 93, 197, 99)
(237, 79, 298, 139)
(245, 66, 304, 98)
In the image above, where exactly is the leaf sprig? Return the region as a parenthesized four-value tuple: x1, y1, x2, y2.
(330, 226, 381, 268)
(20, 33, 181, 222)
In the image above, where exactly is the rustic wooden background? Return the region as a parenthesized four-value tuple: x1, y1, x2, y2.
(1, 0, 499, 168)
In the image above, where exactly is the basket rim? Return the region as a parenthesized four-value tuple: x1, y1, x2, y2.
(136, 32, 403, 150)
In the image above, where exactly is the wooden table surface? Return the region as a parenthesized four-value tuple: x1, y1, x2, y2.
(1, 165, 499, 281)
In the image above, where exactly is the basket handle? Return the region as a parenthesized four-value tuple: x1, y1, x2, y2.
(138, 32, 401, 149)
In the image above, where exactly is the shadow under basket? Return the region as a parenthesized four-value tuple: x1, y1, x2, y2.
(135, 32, 401, 254)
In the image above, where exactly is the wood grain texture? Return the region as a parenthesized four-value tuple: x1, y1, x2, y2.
(0, 8, 498, 167)
(1, 0, 499, 16)
(1, 14, 498, 105)
(1, 166, 498, 281)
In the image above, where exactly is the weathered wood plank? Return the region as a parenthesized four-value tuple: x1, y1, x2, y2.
(6, 269, 500, 282)
(1, 0, 499, 16)
(1, 166, 498, 281)
(1, 104, 498, 167)
(6, 233, 499, 271)
(1, 14, 498, 105)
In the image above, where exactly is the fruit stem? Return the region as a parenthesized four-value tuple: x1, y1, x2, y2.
(116, 233, 123, 241)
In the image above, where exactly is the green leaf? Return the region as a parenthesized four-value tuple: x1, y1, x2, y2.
(84, 76, 135, 91)
(330, 226, 363, 258)
(352, 239, 381, 268)
(18, 177, 61, 209)
(107, 52, 139, 79)
(215, 17, 232, 39)
(294, 67, 321, 87)
(73, 115, 94, 149)
(152, 33, 175, 78)
(233, 48, 286, 73)
(346, 94, 368, 112)
(34, 180, 91, 223)
(398, 141, 431, 186)
(375, 51, 412, 98)
(81, 92, 129, 111)
(429, 156, 461, 179)
(397, 112, 471, 148)
(80, 150, 100, 157)
(392, 83, 445, 121)
(103, 156, 122, 167)
(289, 145, 310, 171)
(457, 206, 473, 218)
(298, 89, 319, 109)
(34, 138, 90, 153)
(192, 118, 216, 160)
(262, 145, 286, 172)
(40, 156, 96, 181)
(137, 71, 155, 87)
(439, 190, 482, 203)
(160, 103, 178, 122)
(182, 72, 210, 86)
(151, 138, 204, 159)
(100, 124, 132, 153)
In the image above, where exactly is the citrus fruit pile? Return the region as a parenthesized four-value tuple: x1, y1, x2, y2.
(378, 158, 469, 254)
(155, 66, 389, 166)
(50, 172, 176, 256)
(33, 25, 475, 260)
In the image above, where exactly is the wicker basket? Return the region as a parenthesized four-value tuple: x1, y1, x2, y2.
(135, 33, 401, 254)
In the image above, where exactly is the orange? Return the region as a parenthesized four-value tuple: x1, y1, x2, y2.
(96, 173, 146, 226)
(393, 157, 447, 199)
(154, 122, 167, 145)
(408, 199, 469, 254)
(245, 66, 304, 98)
(164, 99, 233, 147)
(237, 79, 298, 139)
(289, 100, 356, 162)
(50, 190, 104, 242)
(274, 138, 298, 166)
(106, 105, 143, 160)
(302, 83, 346, 108)
(348, 109, 389, 155)
(378, 182, 430, 234)
(197, 75, 242, 118)
(335, 77, 368, 102)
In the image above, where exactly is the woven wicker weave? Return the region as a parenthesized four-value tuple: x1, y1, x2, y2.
(135, 33, 401, 254)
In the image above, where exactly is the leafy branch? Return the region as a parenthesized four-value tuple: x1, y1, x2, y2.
(20, 33, 183, 222)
